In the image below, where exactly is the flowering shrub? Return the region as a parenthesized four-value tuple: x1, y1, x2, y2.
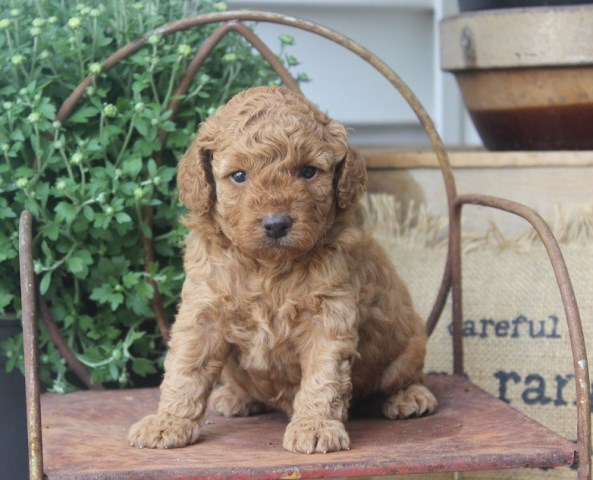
(0, 0, 305, 391)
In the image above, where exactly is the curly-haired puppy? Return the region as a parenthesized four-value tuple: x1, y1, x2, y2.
(128, 86, 437, 454)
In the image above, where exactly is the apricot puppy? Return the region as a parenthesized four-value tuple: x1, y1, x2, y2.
(128, 86, 437, 454)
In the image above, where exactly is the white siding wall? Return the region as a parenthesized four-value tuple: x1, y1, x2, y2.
(227, 0, 481, 146)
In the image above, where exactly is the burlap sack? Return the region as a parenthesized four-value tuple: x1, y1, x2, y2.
(359, 194, 593, 480)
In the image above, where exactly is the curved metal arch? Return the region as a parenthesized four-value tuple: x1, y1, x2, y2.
(55, 11, 456, 338)
(58, 11, 456, 202)
(19, 11, 592, 480)
(452, 193, 592, 480)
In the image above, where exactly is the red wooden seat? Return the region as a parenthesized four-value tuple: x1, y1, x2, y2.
(37, 374, 576, 480)
(18, 10, 591, 480)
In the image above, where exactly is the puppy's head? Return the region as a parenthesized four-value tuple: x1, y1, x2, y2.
(177, 86, 366, 261)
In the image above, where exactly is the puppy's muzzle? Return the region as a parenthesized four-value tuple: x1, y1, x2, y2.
(262, 214, 293, 239)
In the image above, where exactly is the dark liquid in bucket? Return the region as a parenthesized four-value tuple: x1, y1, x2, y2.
(469, 103, 593, 151)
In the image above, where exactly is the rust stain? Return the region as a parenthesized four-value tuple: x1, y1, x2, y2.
(280, 471, 301, 480)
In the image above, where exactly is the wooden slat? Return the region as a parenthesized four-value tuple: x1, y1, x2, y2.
(359, 146, 593, 169)
(40, 374, 576, 480)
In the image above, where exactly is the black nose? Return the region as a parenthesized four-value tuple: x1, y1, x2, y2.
(262, 214, 293, 239)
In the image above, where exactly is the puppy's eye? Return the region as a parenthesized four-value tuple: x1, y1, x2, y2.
(299, 166, 317, 179)
(230, 171, 247, 184)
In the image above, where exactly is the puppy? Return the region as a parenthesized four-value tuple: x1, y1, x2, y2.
(128, 86, 437, 454)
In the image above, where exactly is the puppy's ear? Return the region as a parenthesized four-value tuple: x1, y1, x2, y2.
(334, 148, 367, 210)
(177, 129, 216, 215)
(324, 120, 367, 210)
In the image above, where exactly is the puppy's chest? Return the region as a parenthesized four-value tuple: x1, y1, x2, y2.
(225, 272, 310, 371)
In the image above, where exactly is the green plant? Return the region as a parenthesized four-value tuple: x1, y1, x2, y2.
(0, 0, 306, 392)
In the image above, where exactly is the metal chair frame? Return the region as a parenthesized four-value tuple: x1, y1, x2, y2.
(17, 11, 591, 480)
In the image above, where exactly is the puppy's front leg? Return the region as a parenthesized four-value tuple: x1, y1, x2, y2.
(283, 303, 358, 454)
(128, 311, 230, 449)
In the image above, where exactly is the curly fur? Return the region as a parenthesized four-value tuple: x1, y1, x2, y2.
(128, 86, 436, 454)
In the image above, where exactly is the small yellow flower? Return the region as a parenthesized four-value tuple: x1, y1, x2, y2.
(71, 152, 84, 165)
(26, 112, 40, 124)
(89, 8, 101, 17)
(147, 34, 160, 46)
(88, 62, 102, 75)
(48, 16, 58, 24)
(177, 44, 192, 57)
(222, 52, 237, 63)
(279, 34, 294, 46)
(67, 17, 81, 29)
(11, 54, 24, 65)
(9, 8, 20, 17)
(103, 104, 117, 118)
(133, 187, 145, 199)
(30, 27, 41, 36)
(16, 177, 29, 189)
(0, 19, 11, 29)
(214, 2, 228, 11)
(32, 18, 45, 27)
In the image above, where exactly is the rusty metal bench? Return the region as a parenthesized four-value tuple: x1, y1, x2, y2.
(18, 11, 591, 480)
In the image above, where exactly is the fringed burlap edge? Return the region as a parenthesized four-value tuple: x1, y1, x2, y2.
(361, 193, 593, 251)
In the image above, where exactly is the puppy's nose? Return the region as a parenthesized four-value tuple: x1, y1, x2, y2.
(262, 214, 293, 239)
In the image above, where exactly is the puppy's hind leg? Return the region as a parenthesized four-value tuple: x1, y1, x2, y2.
(380, 335, 437, 420)
(209, 378, 271, 417)
(382, 383, 437, 419)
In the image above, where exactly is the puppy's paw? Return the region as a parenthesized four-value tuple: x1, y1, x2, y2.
(209, 383, 270, 417)
(283, 417, 350, 454)
(382, 383, 438, 419)
(128, 413, 200, 449)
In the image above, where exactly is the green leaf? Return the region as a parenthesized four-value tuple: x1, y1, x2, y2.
(136, 280, 153, 300)
(0, 206, 16, 219)
(66, 256, 85, 274)
(66, 250, 92, 278)
(132, 358, 157, 377)
(68, 107, 99, 124)
(139, 221, 152, 239)
(109, 361, 119, 381)
(0, 291, 13, 310)
(40, 241, 54, 263)
(115, 212, 131, 224)
(93, 213, 111, 229)
(41, 222, 59, 241)
(147, 159, 157, 177)
(134, 117, 149, 137)
(39, 272, 52, 295)
(122, 271, 141, 288)
(11, 129, 25, 142)
(83, 205, 95, 221)
(90, 283, 124, 311)
(38, 100, 57, 120)
(79, 316, 93, 332)
(55, 201, 78, 224)
(133, 138, 160, 156)
(122, 156, 142, 177)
